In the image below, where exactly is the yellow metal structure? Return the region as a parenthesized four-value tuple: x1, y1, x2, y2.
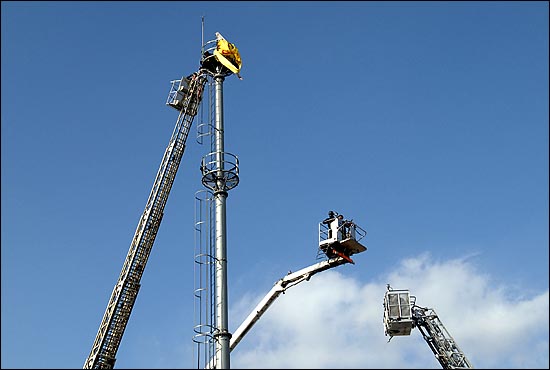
(213, 33, 242, 75)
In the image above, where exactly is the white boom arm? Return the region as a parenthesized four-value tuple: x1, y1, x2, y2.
(205, 256, 349, 368)
(231, 256, 349, 351)
(205, 211, 367, 368)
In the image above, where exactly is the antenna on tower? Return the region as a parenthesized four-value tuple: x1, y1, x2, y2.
(201, 16, 205, 56)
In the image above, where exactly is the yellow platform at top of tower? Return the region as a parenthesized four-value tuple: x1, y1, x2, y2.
(213, 32, 242, 75)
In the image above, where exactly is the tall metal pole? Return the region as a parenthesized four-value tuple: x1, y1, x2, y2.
(213, 74, 230, 369)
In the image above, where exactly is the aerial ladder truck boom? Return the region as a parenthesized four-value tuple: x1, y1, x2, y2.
(83, 73, 207, 369)
(383, 286, 473, 369)
(204, 211, 367, 368)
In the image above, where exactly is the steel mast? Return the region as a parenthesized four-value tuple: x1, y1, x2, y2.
(212, 72, 230, 369)
(196, 29, 242, 369)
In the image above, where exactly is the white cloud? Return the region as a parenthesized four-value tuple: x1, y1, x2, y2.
(229, 253, 549, 369)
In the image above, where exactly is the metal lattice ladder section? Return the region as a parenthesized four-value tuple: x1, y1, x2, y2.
(193, 188, 216, 369)
(84, 74, 207, 369)
(413, 307, 474, 369)
(193, 78, 218, 369)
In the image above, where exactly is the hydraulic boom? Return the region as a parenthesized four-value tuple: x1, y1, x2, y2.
(203, 256, 351, 369)
(83, 73, 207, 369)
(203, 211, 368, 368)
(230, 256, 350, 351)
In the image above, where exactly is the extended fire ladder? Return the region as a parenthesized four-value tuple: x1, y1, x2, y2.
(413, 305, 473, 369)
(83, 72, 207, 369)
(383, 286, 473, 369)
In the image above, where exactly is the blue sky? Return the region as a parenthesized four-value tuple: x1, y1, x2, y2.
(1, 1, 548, 369)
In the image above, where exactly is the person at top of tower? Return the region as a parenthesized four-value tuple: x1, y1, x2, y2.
(201, 50, 219, 74)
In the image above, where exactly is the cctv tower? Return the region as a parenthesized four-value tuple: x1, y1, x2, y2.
(193, 30, 242, 370)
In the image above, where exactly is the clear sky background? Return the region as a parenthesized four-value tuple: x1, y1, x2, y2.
(2, 1, 548, 369)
